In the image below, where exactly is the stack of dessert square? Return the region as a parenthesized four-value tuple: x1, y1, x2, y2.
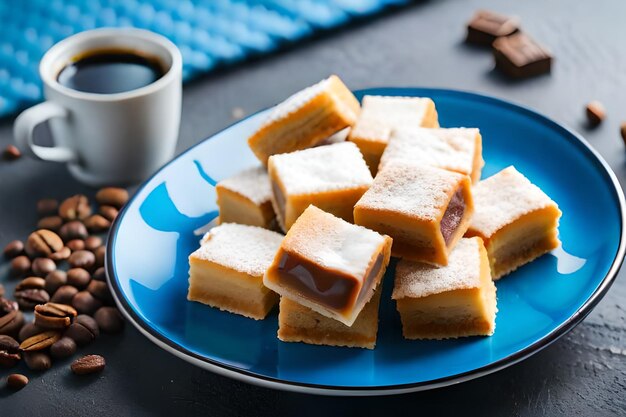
(187, 75, 562, 349)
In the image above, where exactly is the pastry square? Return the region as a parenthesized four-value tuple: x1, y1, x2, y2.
(277, 285, 382, 349)
(248, 75, 360, 164)
(264, 205, 392, 326)
(354, 164, 474, 266)
(216, 166, 277, 230)
(188, 223, 283, 320)
(379, 127, 484, 183)
(392, 237, 497, 340)
(268, 142, 373, 232)
(465, 166, 561, 279)
(347, 95, 439, 175)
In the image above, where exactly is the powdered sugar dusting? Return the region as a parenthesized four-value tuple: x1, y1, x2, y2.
(392, 237, 482, 299)
(470, 166, 560, 238)
(270, 142, 373, 195)
(191, 223, 284, 277)
(261, 77, 331, 126)
(380, 127, 480, 176)
(356, 164, 463, 221)
(217, 166, 272, 205)
(282, 205, 388, 279)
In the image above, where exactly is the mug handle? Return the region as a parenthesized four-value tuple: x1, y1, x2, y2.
(14, 101, 77, 163)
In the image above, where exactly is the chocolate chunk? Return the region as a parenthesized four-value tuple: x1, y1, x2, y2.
(493, 33, 552, 79)
(466, 10, 520, 46)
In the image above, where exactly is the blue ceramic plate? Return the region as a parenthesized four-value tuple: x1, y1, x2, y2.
(107, 88, 625, 395)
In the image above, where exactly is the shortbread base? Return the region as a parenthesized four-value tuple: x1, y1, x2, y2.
(216, 187, 276, 230)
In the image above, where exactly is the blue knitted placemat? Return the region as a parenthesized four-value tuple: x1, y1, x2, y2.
(0, 0, 409, 117)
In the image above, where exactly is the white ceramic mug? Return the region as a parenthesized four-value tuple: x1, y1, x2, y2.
(14, 28, 182, 186)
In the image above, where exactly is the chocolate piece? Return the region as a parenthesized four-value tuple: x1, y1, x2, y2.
(493, 33, 552, 79)
(466, 10, 519, 46)
(440, 190, 466, 245)
(621, 123, 626, 146)
(586, 101, 605, 127)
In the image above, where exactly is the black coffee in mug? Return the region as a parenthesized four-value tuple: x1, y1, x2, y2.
(57, 49, 165, 94)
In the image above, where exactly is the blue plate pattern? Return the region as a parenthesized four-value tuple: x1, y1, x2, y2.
(107, 88, 625, 395)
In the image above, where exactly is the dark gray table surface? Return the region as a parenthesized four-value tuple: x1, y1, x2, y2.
(1, 0, 625, 415)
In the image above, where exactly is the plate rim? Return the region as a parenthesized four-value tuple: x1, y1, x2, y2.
(106, 87, 626, 396)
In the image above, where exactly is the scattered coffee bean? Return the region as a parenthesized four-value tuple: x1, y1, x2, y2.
(68, 250, 96, 270)
(59, 195, 91, 221)
(0, 335, 21, 367)
(44, 270, 67, 294)
(18, 322, 45, 342)
(0, 298, 19, 314)
(20, 330, 61, 351)
(50, 336, 77, 359)
(99, 205, 118, 222)
(59, 221, 88, 242)
(0, 284, 3, 298)
(3, 240, 24, 258)
(84, 236, 103, 252)
(24, 351, 52, 371)
(72, 291, 102, 315)
(84, 215, 110, 233)
(34, 303, 77, 329)
(49, 246, 71, 262)
(621, 122, 626, 146)
(6, 373, 28, 389)
(65, 315, 99, 345)
(3, 145, 21, 160)
(66, 239, 85, 252)
(92, 267, 106, 282)
(71, 354, 105, 375)
(94, 307, 124, 333)
(67, 268, 91, 289)
(50, 285, 78, 305)
(15, 288, 49, 310)
(10, 256, 31, 277)
(586, 101, 605, 127)
(0, 310, 24, 336)
(25, 229, 64, 258)
(37, 198, 59, 217)
(37, 216, 63, 232)
(96, 187, 128, 208)
(94, 246, 106, 269)
(15, 276, 46, 292)
(31, 257, 56, 277)
(87, 280, 112, 303)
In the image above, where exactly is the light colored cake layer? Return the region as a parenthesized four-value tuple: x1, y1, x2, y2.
(217, 166, 273, 206)
(379, 127, 484, 182)
(193, 223, 284, 277)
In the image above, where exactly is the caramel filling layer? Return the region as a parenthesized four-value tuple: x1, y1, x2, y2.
(440, 189, 465, 245)
(275, 251, 383, 314)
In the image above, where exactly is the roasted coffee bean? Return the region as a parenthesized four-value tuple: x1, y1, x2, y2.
(50, 285, 78, 305)
(96, 187, 128, 208)
(68, 250, 95, 270)
(10, 255, 31, 277)
(59, 221, 88, 242)
(31, 257, 56, 277)
(87, 280, 112, 303)
(71, 354, 105, 375)
(59, 195, 91, 221)
(50, 336, 77, 359)
(3, 145, 21, 160)
(24, 351, 51, 371)
(84, 215, 110, 233)
(84, 236, 103, 252)
(65, 315, 99, 345)
(3, 240, 24, 258)
(25, 229, 64, 258)
(0, 335, 21, 367)
(20, 330, 61, 351)
(15, 289, 50, 310)
(0, 309, 24, 336)
(586, 101, 605, 127)
(92, 267, 106, 282)
(45, 270, 67, 294)
(67, 268, 91, 289)
(621, 122, 626, 146)
(72, 291, 102, 315)
(49, 246, 71, 262)
(34, 303, 77, 329)
(37, 215, 63, 232)
(7, 373, 28, 389)
(37, 198, 59, 217)
(18, 322, 44, 342)
(66, 239, 85, 252)
(94, 246, 106, 268)
(16, 276, 46, 291)
(94, 307, 124, 333)
(0, 298, 18, 314)
(99, 205, 118, 222)
(0, 284, 3, 298)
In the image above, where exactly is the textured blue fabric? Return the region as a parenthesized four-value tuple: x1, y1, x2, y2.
(0, 0, 408, 116)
